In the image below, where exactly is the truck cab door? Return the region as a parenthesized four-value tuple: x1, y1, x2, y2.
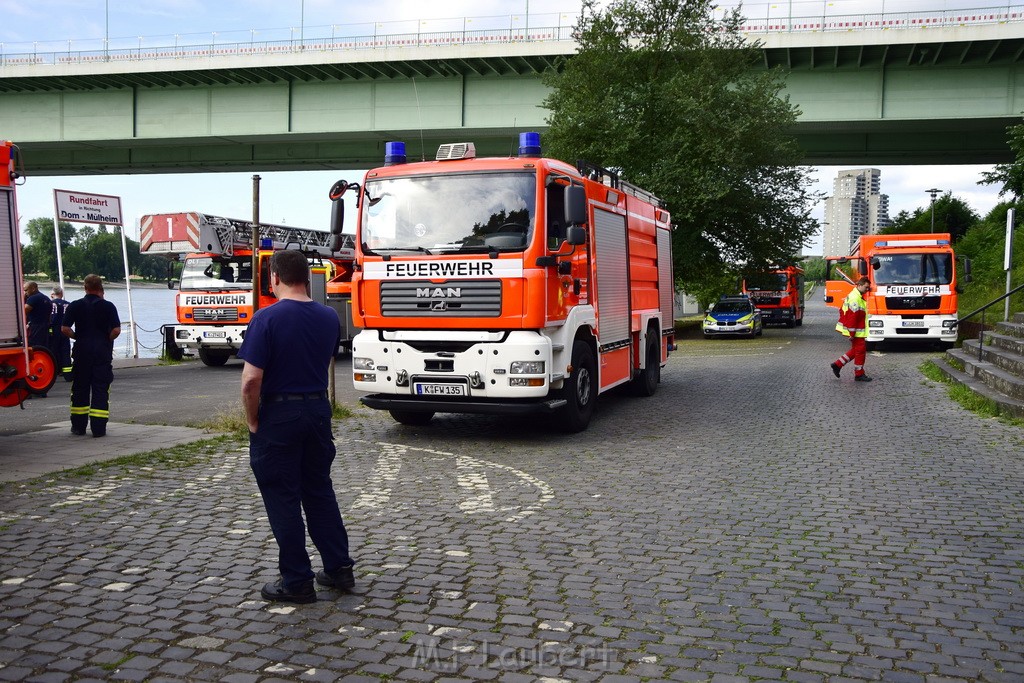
(824, 258, 858, 307)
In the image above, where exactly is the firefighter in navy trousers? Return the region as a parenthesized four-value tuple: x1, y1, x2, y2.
(62, 275, 121, 437)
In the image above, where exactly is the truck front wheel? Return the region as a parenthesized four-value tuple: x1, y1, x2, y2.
(556, 340, 597, 433)
(198, 348, 231, 367)
(389, 410, 434, 426)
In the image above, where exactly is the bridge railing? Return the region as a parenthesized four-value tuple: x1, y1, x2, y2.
(1, 5, 1023, 69)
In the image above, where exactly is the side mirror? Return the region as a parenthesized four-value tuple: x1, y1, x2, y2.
(566, 225, 586, 246)
(870, 257, 881, 270)
(564, 185, 587, 226)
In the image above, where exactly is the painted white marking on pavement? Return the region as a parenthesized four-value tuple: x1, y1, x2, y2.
(351, 440, 554, 522)
(456, 454, 495, 514)
(351, 443, 405, 509)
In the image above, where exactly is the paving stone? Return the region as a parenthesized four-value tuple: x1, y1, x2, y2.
(1, 305, 1023, 681)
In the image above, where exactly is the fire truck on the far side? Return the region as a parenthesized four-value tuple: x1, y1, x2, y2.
(140, 212, 356, 366)
(0, 141, 56, 407)
(742, 264, 805, 328)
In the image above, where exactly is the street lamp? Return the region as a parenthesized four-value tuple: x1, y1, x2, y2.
(926, 188, 942, 233)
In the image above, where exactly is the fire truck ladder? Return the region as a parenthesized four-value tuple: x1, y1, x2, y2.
(201, 214, 336, 257)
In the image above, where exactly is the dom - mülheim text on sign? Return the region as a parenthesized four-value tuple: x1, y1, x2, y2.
(53, 189, 123, 226)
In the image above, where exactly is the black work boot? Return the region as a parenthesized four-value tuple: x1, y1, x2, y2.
(260, 578, 316, 604)
(316, 565, 355, 591)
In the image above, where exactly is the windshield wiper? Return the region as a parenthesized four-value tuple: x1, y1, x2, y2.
(372, 246, 433, 255)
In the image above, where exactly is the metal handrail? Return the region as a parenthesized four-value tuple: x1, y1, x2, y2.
(955, 281, 1024, 355)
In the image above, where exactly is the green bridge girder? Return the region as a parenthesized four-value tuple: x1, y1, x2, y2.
(1, 23, 1023, 175)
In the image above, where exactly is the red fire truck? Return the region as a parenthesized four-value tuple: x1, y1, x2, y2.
(825, 233, 969, 347)
(140, 212, 356, 365)
(331, 133, 675, 432)
(742, 264, 805, 327)
(0, 141, 56, 407)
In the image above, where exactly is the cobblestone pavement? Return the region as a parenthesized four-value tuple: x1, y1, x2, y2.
(1, 298, 1023, 682)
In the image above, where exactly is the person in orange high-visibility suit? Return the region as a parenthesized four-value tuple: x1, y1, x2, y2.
(831, 276, 872, 382)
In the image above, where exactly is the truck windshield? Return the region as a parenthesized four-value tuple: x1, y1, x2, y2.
(180, 256, 252, 291)
(360, 172, 536, 255)
(745, 273, 787, 291)
(874, 254, 953, 285)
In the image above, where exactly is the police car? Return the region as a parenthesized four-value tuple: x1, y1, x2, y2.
(702, 295, 763, 338)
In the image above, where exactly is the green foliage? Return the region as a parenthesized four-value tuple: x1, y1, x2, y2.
(955, 200, 1024, 319)
(801, 257, 826, 283)
(541, 0, 820, 293)
(878, 193, 978, 242)
(981, 122, 1024, 200)
(19, 218, 172, 282)
(682, 267, 741, 310)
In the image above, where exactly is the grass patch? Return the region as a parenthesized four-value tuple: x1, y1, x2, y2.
(920, 360, 1024, 427)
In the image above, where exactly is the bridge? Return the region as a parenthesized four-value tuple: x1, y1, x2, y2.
(2, 5, 1024, 175)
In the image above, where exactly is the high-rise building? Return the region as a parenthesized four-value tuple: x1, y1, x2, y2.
(822, 168, 892, 255)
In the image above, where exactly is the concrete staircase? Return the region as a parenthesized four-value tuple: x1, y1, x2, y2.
(934, 312, 1024, 417)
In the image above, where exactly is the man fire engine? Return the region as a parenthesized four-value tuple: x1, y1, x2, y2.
(0, 141, 56, 407)
(742, 264, 805, 327)
(332, 133, 675, 432)
(140, 212, 356, 366)
(824, 233, 970, 348)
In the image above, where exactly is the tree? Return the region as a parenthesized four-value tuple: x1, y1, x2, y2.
(877, 193, 979, 242)
(21, 218, 75, 278)
(542, 0, 820, 292)
(981, 121, 1024, 200)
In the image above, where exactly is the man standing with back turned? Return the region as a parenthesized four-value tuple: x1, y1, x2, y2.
(61, 275, 121, 436)
(238, 249, 355, 604)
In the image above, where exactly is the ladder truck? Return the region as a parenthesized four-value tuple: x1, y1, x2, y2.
(1, 141, 57, 407)
(331, 133, 675, 432)
(140, 212, 356, 366)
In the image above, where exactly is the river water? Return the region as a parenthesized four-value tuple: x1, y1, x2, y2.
(52, 284, 178, 359)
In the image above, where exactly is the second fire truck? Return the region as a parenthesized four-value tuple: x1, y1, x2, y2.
(825, 233, 970, 347)
(140, 212, 356, 365)
(331, 133, 675, 432)
(742, 264, 805, 327)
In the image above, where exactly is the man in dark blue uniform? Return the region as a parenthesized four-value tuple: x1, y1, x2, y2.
(61, 275, 121, 437)
(23, 281, 51, 349)
(49, 286, 73, 381)
(238, 249, 354, 604)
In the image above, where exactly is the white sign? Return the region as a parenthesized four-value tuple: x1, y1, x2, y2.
(53, 189, 123, 225)
(362, 259, 524, 280)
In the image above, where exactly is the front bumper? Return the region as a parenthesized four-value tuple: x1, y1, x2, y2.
(361, 394, 567, 415)
(867, 315, 957, 342)
(173, 324, 246, 350)
(352, 329, 557, 403)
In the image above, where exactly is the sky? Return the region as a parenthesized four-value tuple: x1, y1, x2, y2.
(1, 0, 1013, 254)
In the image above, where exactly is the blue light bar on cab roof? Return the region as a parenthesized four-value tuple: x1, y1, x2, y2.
(875, 239, 949, 247)
(518, 131, 541, 158)
(384, 141, 407, 166)
(260, 237, 272, 248)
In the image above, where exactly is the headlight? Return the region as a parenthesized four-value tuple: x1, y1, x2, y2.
(353, 357, 375, 370)
(510, 361, 545, 374)
(353, 372, 376, 382)
(869, 320, 883, 328)
(942, 320, 958, 328)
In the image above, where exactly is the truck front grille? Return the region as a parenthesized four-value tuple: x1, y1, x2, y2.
(380, 280, 502, 317)
(886, 296, 940, 310)
(192, 308, 240, 322)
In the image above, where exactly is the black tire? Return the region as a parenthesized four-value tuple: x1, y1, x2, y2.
(556, 340, 597, 433)
(795, 310, 804, 327)
(755, 326, 763, 338)
(198, 348, 231, 367)
(631, 334, 660, 397)
(389, 410, 434, 426)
